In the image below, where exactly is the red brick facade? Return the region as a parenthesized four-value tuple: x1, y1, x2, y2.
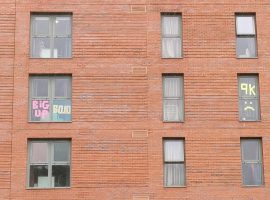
(0, 0, 270, 199)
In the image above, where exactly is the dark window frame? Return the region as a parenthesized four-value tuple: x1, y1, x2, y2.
(163, 138, 186, 187)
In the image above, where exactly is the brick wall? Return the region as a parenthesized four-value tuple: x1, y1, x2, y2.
(0, 0, 269, 199)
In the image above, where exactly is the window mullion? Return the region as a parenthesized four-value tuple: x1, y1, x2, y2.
(50, 16, 54, 58)
(48, 142, 53, 188)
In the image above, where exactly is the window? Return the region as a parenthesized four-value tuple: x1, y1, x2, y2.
(31, 14, 72, 58)
(29, 75, 72, 122)
(236, 14, 257, 58)
(163, 139, 185, 187)
(238, 75, 260, 121)
(163, 75, 184, 122)
(28, 140, 71, 188)
(241, 138, 263, 186)
(161, 14, 182, 58)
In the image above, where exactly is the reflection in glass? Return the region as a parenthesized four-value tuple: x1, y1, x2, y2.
(29, 165, 49, 188)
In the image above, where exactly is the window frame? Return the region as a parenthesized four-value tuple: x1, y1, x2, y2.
(240, 138, 264, 186)
(163, 138, 186, 187)
(237, 74, 260, 122)
(235, 13, 257, 58)
(30, 13, 72, 59)
(27, 139, 71, 189)
(161, 13, 183, 58)
(29, 75, 72, 122)
(162, 74, 184, 122)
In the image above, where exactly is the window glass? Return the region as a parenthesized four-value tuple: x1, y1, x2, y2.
(32, 38, 51, 58)
(55, 78, 70, 97)
(163, 75, 184, 122)
(30, 76, 72, 122)
(31, 143, 48, 163)
(164, 140, 184, 162)
(241, 138, 263, 186)
(162, 16, 180, 36)
(31, 14, 72, 58)
(54, 142, 70, 162)
(163, 139, 185, 187)
(29, 165, 49, 188)
(33, 17, 50, 36)
(238, 75, 260, 121)
(236, 16, 255, 35)
(161, 14, 182, 58)
(52, 165, 70, 187)
(54, 38, 72, 58)
(242, 140, 260, 161)
(32, 79, 49, 97)
(28, 140, 70, 188)
(236, 38, 256, 58)
(55, 17, 71, 36)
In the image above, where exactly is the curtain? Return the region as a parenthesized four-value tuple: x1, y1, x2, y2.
(163, 77, 182, 121)
(243, 163, 262, 185)
(162, 16, 181, 58)
(164, 140, 184, 162)
(165, 164, 185, 186)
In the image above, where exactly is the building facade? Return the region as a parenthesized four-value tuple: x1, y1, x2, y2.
(0, 0, 270, 199)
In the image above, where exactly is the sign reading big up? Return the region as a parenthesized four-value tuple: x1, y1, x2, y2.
(32, 100, 50, 121)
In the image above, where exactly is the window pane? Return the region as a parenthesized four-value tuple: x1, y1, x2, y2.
(31, 100, 50, 121)
(32, 37, 51, 58)
(33, 17, 50, 36)
(55, 17, 71, 36)
(236, 16, 255, 35)
(164, 163, 185, 186)
(52, 99, 72, 122)
(162, 38, 181, 58)
(163, 99, 183, 121)
(236, 37, 256, 58)
(242, 163, 262, 185)
(164, 140, 184, 162)
(238, 76, 258, 98)
(29, 165, 49, 188)
(164, 77, 182, 98)
(55, 78, 71, 97)
(241, 139, 260, 161)
(239, 99, 259, 121)
(52, 165, 70, 187)
(32, 79, 49, 97)
(54, 142, 70, 162)
(162, 16, 180, 36)
(31, 142, 48, 163)
(53, 38, 71, 58)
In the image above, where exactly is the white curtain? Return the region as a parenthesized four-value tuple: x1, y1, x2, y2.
(165, 164, 185, 186)
(164, 77, 181, 97)
(162, 16, 181, 58)
(164, 140, 184, 162)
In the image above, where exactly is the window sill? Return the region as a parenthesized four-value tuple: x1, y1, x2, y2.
(241, 185, 264, 188)
(164, 185, 186, 188)
(163, 121, 184, 123)
(29, 57, 73, 59)
(161, 57, 183, 59)
(236, 57, 258, 59)
(28, 121, 72, 123)
(239, 120, 261, 122)
(26, 187, 71, 190)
